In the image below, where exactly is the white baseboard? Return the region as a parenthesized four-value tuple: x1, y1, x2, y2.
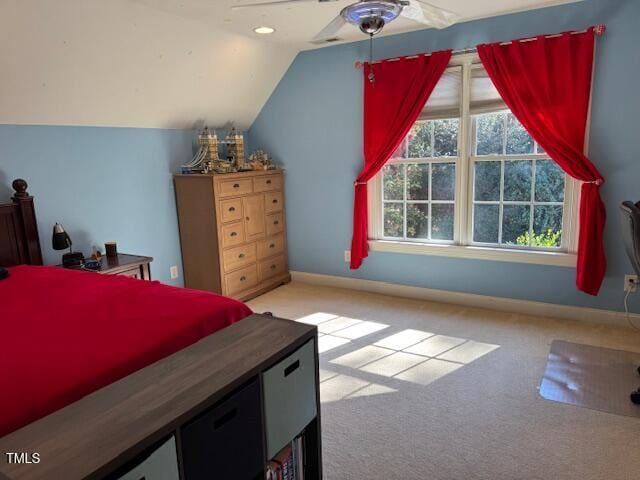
(290, 271, 640, 329)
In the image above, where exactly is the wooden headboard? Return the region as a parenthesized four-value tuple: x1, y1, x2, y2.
(0, 179, 43, 266)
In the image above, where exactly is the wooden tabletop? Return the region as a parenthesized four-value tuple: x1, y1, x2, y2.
(57, 253, 153, 271)
(98, 253, 153, 270)
(0, 314, 316, 480)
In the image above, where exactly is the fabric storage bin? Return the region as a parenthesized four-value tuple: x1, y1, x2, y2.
(262, 339, 317, 460)
(181, 378, 264, 480)
(116, 436, 179, 480)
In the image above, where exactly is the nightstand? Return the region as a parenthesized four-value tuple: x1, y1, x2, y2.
(96, 254, 153, 280)
(59, 254, 153, 280)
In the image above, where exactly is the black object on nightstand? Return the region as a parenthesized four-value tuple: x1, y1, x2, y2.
(52, 223, 84, 267)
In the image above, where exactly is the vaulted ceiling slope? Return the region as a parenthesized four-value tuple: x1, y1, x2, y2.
(0, 0, 297, 129)
(0, 0, 581, 130)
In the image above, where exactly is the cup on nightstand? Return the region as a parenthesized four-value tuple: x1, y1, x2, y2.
(105, 241, 118, 258)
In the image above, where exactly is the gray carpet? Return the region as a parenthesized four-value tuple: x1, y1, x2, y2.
(248, 282, 640, 480)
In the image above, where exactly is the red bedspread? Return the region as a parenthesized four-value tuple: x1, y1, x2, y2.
(0, 265, 252, 437)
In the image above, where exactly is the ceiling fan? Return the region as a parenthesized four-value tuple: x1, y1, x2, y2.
(232, 0, 460, 44)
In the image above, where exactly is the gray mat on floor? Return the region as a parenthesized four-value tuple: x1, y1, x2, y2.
(540, 340, 640, 417)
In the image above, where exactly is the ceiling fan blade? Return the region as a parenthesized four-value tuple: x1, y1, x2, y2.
(231, 0, 311, 10)
(310, 14, 347, 44)
(402, 0, 460, 29)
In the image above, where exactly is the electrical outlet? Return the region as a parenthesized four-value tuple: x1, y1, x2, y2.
(170, 265, 179, 280)
(624, 274, 638, 292)
(344, 250, 351, 263)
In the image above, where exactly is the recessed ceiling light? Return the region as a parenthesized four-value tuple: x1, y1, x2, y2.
(253, 26, 275, 35)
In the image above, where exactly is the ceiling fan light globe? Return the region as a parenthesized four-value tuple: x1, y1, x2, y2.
(341, 1, 403, 26)
(359, 16, 385, 35)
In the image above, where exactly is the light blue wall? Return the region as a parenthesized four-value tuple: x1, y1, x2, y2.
(248, 0, 640, 312)
(0, 125, 194, 285)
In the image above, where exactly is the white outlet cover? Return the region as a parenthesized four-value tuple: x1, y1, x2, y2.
(624, 275, 638, 292)
(170, 266, 179, 280)
(344, 250, 351, 263)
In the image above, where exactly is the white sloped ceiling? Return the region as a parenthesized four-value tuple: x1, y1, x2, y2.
(0, 0, 581, 129)
(0, 0, 297, 129)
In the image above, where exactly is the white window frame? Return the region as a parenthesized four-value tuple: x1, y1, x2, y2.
(368, 53, 580, 267)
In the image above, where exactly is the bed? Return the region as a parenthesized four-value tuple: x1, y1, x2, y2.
(0, 179, 322, 480)
(0, 179, 252, 437)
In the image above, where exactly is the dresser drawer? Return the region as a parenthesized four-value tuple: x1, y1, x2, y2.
(218, 178, 253, 198)
(221, 222, 245, 248)
(257, 234, 285, 260)
(225, 264, 258, 296)
(265, 212, 284, 236)
(181, 379, 264, 480)
(116, 436, 179, 480)
(264, 191, 283, 214)
(263, 339, 317, 460)
(220, 198, 243, 223)
(223, 243, 257, 273)
(258, 255, 286, 282)
(254, 175, 281, 193)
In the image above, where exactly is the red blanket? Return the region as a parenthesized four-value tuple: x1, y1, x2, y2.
(0, 265, 252, 437)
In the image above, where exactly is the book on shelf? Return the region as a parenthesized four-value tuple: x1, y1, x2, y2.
(266, 435, 305, 480)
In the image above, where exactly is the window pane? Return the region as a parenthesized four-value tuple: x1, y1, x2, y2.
(432, 204, 454, 240)
(408, 122, 432, 158)
(506, 114, 534, 155)
(474, 161, 501, 201)
(503, 160, 532, 201)
(383, 164, 404, 201)
(475, 112, 504, 155)
(383, 203, 403, 237)
(407, 164, 429, 200)
(392, 138, 407, 159)
(473, 204, 499, 243)
(433, 119, 459, 157)
(535, 160, 565, 202)
(502, 205, 530, 245)
(407, 204, 429, 239)
(432, 163, 455, 201)
(533, 205, 563, 247)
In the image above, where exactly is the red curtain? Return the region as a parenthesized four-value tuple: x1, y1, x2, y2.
(477, 28, 605, 295)
(350, 50, 452, 269)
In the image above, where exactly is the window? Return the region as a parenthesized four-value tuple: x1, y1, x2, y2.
(472, 111, 565, 249)
(369, 56, 579, 265)
(382, 119, 458, 242)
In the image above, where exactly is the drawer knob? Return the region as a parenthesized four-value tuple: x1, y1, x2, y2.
(272, 199, 278, 204)
(238, 253, 245, 259)
(266, 179, 272, 184)
(229, 206, 235, 212)
(230, 232, 238, 237)
(270, 264, 276, 270)
(274, 220, 279, 225)
(240, 276, 246, 282)
(233, 183, 240, 188)
(246, 216, 250, 221)
(269, 243, 275, 248)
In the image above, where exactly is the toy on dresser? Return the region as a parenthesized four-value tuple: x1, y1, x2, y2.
(181, 126, 276, 174)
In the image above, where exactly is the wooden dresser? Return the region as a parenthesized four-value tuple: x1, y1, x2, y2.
(174, 170, 290, 301)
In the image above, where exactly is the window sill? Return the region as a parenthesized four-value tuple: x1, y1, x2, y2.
(368, 240, 577, 267)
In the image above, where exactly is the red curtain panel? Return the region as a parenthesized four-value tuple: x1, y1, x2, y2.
(478, 28, 605, 295)
(350, 50, 452, 269)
